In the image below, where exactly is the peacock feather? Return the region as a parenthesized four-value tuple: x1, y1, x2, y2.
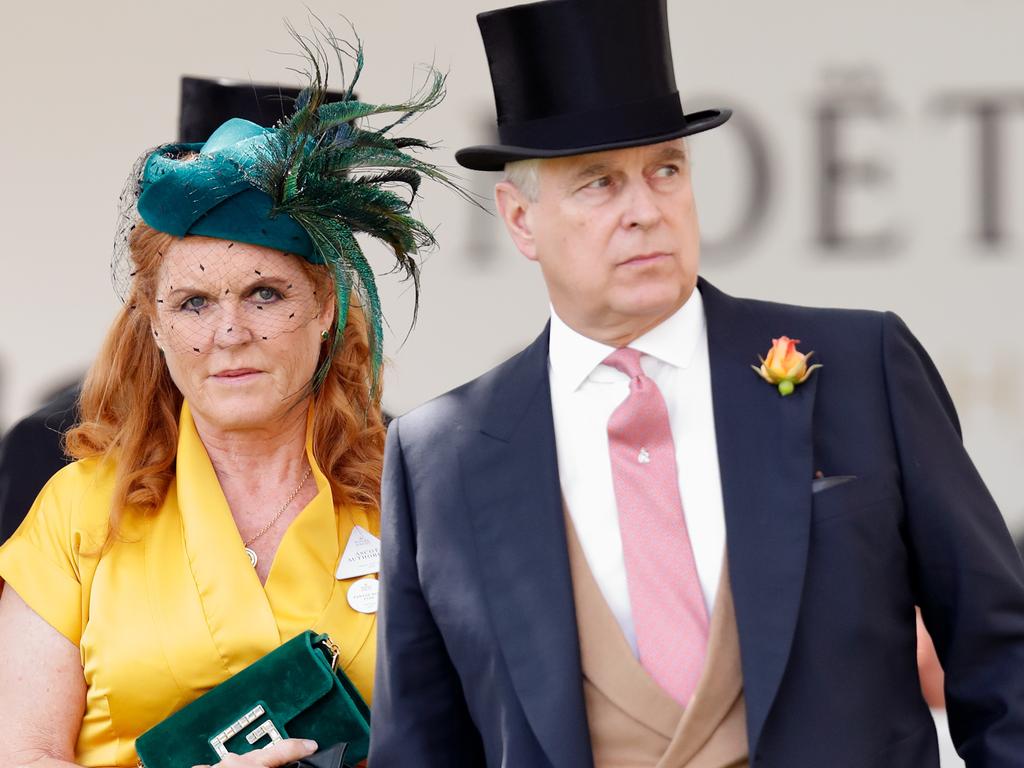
(246, 20, 477, 395)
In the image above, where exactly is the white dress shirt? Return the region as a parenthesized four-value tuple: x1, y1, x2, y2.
(548, 287, 727, 655)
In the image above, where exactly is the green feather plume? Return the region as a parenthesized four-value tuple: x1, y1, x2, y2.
(246, 20, 477, 395)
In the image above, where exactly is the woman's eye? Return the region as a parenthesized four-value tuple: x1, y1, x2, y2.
(180, 296, 206, 312)
(254, 286, 282, 302)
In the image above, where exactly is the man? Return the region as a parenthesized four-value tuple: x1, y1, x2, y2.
(370, 1, 1024, 766)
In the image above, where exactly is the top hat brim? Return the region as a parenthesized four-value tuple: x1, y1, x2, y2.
(455, 108, 731, 172)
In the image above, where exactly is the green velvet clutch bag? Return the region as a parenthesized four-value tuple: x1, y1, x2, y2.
(135, 631, 370, 768)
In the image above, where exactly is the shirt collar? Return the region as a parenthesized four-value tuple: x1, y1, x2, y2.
(548, 285, 706, 394)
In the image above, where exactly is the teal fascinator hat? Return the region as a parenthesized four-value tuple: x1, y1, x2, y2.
(137, 118, 316, 261)
(118, 26, 472, 392)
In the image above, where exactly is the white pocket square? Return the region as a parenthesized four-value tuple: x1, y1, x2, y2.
(811, 475, 857, 494)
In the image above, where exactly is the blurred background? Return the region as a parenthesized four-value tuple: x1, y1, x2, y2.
(0, 1, 1018, 762)
(0, 2, 1020, 531)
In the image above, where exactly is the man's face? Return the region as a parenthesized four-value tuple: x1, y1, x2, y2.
(498, 139, 701, 342)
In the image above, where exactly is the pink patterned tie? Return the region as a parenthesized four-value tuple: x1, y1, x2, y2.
(604, 347, 709, 705)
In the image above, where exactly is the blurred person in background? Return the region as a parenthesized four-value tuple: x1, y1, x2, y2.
(370, 1, 1024, 766)
(917, 611, 967, 768)
(0, 381, 81, 545)
(0, 30, 461, 768)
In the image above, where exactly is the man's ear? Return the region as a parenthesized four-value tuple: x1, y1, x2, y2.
(494, 181, 538, 261)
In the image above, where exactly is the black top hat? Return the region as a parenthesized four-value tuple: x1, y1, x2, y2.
(456, 0, 731, 171)
(178, 77, 349, 143)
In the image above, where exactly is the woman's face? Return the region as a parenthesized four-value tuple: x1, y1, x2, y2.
(150, 236, 333, 432)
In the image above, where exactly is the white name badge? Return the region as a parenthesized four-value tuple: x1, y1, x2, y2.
(335, 525, 381, 580)
(347, 577, 379, 614)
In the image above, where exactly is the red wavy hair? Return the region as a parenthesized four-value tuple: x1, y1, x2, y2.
(66, 224, 385, 544)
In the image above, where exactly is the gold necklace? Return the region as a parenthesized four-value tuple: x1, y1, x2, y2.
(243, 464, 312, 568)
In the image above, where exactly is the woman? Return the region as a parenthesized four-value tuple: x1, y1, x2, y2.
(0, 30, 460, 768)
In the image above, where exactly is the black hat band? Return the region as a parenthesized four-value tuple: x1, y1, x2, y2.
(497, 91, 685, 151)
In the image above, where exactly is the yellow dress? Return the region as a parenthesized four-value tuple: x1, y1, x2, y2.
(0, 402, 377, 767)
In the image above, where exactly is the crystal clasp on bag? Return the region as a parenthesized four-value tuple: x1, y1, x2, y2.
(209, 704, 283, 758)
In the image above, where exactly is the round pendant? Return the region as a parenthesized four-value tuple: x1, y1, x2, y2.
(245, 547, 258, 568)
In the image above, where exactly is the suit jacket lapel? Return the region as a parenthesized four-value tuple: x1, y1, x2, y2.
(700, 278, 818, 754)
(461, 325, 594, 768)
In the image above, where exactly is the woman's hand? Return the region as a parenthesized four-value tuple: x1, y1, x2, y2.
(192, 738, 317, 768)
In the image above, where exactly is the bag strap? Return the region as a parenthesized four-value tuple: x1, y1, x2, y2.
(311, 632, 341, 672)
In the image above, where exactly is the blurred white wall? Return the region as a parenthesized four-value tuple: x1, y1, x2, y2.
(0, 0, 1021, 535)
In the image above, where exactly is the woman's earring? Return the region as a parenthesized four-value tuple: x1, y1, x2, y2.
(321, 329, 330, 342)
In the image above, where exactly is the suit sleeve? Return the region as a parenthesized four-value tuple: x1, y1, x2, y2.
(882, 311, 1024, 765)
(369, 418, 486, 767)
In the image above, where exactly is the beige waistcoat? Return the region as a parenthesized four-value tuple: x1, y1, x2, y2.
(564, 516, 749, 768)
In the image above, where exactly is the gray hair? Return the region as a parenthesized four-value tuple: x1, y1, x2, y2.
(503, 158, 542, 201)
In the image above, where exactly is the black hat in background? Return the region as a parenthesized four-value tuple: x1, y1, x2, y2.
(456, 0, 731, 171)
(179, 77, 348, 142)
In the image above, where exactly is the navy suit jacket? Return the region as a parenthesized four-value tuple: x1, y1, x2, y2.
(370, 279, 1024, 767)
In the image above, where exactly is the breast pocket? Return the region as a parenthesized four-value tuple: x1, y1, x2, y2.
(811, 471, 903, 525)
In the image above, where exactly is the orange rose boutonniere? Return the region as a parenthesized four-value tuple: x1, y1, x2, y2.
(752, 336, 822, 396)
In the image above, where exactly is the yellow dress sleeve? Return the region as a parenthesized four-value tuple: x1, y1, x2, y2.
(0, 461, 102, 644)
